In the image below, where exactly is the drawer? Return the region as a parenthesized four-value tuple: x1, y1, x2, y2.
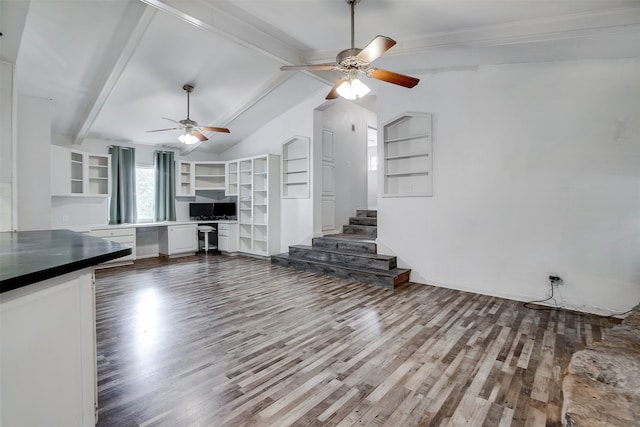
(90, 228, 135, 238)
(104, 236, 134, 246)
(218, 224, 229, 231)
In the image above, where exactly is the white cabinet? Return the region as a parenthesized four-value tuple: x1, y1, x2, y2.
(226, 161, 239, 196)
(51, 145, 111, 197)
(282, 136, 309, 198)
(176, 161, 195, 197)
(1, 269, 97, 426)
(89, 228, 136, 266)
(237, 154, 280, 256)
(382, 112, 433, 197)
(217, 222, 238, 253)
(194, 162, 226, 190)
(159, 224, 197, 256)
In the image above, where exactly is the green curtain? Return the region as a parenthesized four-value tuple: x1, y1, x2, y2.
(154, 151, 176, 221)
(108, 146, 137, 224)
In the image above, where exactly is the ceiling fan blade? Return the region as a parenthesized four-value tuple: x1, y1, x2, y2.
(191, 130, 208, 142)
(368, 68, 420, 88)
(162, 117, 181, 125)
(281, 64, 337, 71)
(356, 36, 396, 64)
(200, 126, 230, 134)
(326, 79, 343, 100)
(147, 127, 179, 133)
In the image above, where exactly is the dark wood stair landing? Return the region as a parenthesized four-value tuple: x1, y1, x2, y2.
(271, 210, 411, 289)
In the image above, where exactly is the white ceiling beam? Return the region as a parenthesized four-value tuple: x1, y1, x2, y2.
(306, 7, 640, 63)
(139, 0, 304, 67)
(0, 0, 31, 64)
(72, 3, 156, 145)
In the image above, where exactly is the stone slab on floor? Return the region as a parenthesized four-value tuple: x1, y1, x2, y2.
(562, 303, 640, 427)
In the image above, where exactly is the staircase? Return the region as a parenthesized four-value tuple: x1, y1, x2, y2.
(271, 209, 411, 289)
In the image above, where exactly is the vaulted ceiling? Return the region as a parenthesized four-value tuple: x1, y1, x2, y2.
(2, 0, 640, 154)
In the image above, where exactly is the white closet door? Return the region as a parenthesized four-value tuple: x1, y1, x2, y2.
(321, 129, 336, 232)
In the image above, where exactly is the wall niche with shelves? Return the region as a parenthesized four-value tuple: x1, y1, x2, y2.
(382, 112, 433, 197)
(281, 136, 309, 199)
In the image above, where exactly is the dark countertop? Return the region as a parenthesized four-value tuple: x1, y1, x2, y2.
(0, 230, 132, 293)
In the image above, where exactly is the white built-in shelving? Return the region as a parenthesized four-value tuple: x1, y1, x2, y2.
(194, 162, 226, 190)
(281, 136, 309, 199)
(382, 112, 433, 197)
(237, 154, 280, 256)
(175, 161, 226, 195)
(51, 145, 111, 197)
(226, 161, 239, 196)
(176, 161, 194, 197)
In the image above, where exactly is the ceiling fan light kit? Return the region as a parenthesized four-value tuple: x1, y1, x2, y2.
(337, 77, 370, 100)
(280, 0, 419, 101)
(177, 133, 200, 145)
(147, 84, 230, 144)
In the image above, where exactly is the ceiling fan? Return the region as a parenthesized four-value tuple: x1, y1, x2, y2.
(281, 0, 419, 100)
(147, 84, 230, 145)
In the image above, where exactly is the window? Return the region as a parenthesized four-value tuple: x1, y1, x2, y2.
(136, 166, 155, 222)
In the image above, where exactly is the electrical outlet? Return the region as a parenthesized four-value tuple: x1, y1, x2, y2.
(549, 274, 563, 285)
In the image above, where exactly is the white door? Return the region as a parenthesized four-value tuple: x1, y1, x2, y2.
(321, 129, 336, 232)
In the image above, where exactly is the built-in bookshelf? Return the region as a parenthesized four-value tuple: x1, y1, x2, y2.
(226, 161, 239, 196)
(236, 154, 280, 256)
(382, 112, 433, 197)
(281, 136, 309, 198)
(238, 159, 253, 253)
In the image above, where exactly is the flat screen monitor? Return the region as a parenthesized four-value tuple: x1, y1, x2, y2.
(213, 202, 236, 218)
(189, 203, 214, 219)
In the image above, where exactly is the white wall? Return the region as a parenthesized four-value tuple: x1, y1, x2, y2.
(221, 91, 327, 251)
(0, 61, 15, 231)
(320, 102, 376, 230)
(376, 58, 640, 315)
(17, 95, 52, 231)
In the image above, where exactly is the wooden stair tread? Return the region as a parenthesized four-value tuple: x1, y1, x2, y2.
(320, 234, 376, 243)
(272, 253, 410, 278)
(289, 245, 394, 260)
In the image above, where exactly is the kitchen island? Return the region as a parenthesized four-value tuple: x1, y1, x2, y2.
(1, 230, 131, 426)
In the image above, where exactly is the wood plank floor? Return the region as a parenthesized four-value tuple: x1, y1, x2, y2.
(94, 255, 617, 427)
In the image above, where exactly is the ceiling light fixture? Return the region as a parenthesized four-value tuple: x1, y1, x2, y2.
(178, 132, 199, 145)
(336, 77, 370, 100)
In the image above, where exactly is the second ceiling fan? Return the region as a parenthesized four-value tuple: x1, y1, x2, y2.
(148, 84, 230, 145)
(281, 0, 420, 100)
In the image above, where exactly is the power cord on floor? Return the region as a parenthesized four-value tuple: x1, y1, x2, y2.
(523, 281, 560, 311)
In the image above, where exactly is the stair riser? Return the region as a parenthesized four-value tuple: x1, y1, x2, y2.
(356, 209, 377, 218)
(271, 256, 405, 289)
(349, 217, 377, 226)
(289, 247, 396, 270)
(312, 238, 377, 254)
(343, 225, 377, 237)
